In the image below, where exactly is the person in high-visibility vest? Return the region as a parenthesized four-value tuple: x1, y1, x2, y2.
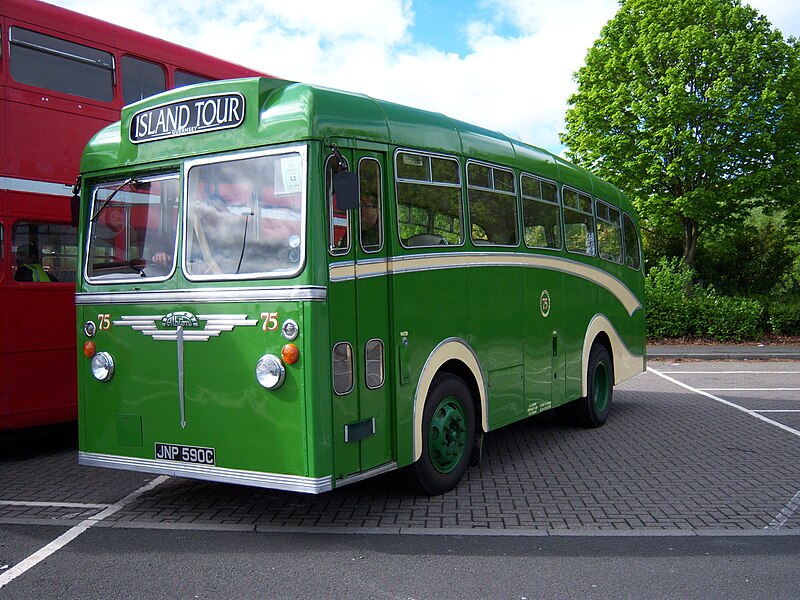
(14, 242, 58, 282)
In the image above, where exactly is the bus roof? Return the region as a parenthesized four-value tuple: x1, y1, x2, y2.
(81, 77, 632, 212)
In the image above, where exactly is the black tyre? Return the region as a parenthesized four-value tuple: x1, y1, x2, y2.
(404, 373, 475, 495)
(573, 344, 613, 428)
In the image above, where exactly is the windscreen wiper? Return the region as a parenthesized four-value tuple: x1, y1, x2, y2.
(90, 178, 140, 223)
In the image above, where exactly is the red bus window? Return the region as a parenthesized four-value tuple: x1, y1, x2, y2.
(12, 222, 77, 283)
(175, 70, 212, 89)
(9, 27, 114, 102)
(122, 56, 166, 104)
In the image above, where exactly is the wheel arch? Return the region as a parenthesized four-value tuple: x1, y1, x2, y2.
(412, 338, 488, 463)
(581, 314, 645, 396)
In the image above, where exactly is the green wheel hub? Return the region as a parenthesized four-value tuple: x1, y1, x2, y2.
(428, 396, 468, 474)
(592, 361, 610, 413)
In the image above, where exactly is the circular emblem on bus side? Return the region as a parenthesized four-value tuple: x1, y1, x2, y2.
(540, 290, 551, 318)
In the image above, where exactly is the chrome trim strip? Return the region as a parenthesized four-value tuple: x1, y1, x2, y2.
(329, 252, 641, 316)
(177, 326, 186, 429)
(75, 286, 327, 305)
(0, 176, 73, 197)
(79, 451, 333, 494)
(334, 461, 398, 489)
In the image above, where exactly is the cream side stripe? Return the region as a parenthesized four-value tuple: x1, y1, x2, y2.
(0, 176, 73, 197)
(330, 252, 641, 316)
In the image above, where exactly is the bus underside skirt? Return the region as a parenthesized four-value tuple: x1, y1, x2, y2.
(333, 461, 398, 489)
(78, 451, 333, 494)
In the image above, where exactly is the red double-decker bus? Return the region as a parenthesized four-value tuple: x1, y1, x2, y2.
(0, 0, 266, 430)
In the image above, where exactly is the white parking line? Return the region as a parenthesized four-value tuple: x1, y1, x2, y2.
(766, 490, 800, 529)
(699, 388, 800, 392)
(656, 371, 800, 375)
(0, 501, 109, 510)
(647, 367, 800, 439)
(0, 476, 168, 589)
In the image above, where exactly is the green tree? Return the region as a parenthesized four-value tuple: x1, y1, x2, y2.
(561, 0, 800, 271)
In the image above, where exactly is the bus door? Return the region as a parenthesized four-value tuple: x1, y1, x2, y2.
(327, 149, 392, 481)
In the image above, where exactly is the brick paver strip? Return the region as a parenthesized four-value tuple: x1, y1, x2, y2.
(2, 369, 799, 532)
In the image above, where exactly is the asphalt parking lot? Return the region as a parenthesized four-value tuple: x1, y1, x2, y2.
(2, 358, 799, 594)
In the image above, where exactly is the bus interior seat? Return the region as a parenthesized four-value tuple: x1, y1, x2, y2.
(405, 233, 447, 247)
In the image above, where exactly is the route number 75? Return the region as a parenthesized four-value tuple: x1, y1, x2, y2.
(261, 312, 279, 332)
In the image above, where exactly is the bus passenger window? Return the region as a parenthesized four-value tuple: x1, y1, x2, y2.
(623, 212, 642, 270)
(365, 339, 385, 389)
(9, 27, 114, 101)
(332, 342, 354, 395)
(122, 56, 166, 104)
(522, 175, 561, 249)
(396, 151, 463, 247)
(563, 188, 595, 256)
(596, 200, 623, 263)
(467, 162, 518, 246)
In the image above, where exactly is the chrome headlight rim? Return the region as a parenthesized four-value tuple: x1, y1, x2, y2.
(91, 351, 115, 381)
(83, 320, 97, 338)
(281, 319, 299, 341)
(255, 354, 286, 390)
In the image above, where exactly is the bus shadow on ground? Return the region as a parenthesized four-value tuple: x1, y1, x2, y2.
(0, 422, 77, 461)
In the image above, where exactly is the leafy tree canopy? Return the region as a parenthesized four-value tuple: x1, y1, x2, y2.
(561, 0, 800, 269)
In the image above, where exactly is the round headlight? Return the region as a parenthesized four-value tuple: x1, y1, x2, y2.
(91, 351, 115, 381)
(255, 354, 285, 390)
(83, 320, 97, 338)
(282, 319, 299, 341)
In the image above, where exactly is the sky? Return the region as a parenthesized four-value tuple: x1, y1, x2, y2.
(47, 0, 800, 154)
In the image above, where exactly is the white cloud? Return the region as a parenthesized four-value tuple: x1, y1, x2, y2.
(45, 0, 799, 153)
(746, 0, 800, 37)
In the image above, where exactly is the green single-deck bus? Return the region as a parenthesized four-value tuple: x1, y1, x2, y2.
(75, 77, 645, 495)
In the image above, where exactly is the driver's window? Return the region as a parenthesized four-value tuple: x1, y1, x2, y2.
(327, 155, 350, 255)
(359, 158, 382, 252)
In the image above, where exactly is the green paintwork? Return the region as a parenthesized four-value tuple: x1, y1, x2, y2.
(77, 77, 645, 493)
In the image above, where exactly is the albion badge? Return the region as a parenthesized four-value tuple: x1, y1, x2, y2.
(540, 290, 551, 318)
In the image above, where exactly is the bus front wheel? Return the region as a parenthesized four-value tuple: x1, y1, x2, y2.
(573, 344, 614, 428)
(405, 373, 475, 496)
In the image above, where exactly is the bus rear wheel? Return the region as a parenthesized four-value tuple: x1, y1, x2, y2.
(405, 373, 475, 496)
(574, 344, 613, 428)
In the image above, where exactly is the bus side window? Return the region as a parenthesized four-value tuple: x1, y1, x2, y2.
(9, 27, 114, 102)
(596, 200, 623, 264)
(327, 155, 350, 254)
(467, 161, 518, 246)
(623, 212, 642, 271)
(522, 175, 561, 250)
(11, 222, 77, 283)
(563, 187, 595, 256)
(397, 151, 463, 247)
(122, 55, 166, 104)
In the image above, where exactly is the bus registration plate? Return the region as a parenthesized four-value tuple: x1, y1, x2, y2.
(155, 442, 215, 465)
